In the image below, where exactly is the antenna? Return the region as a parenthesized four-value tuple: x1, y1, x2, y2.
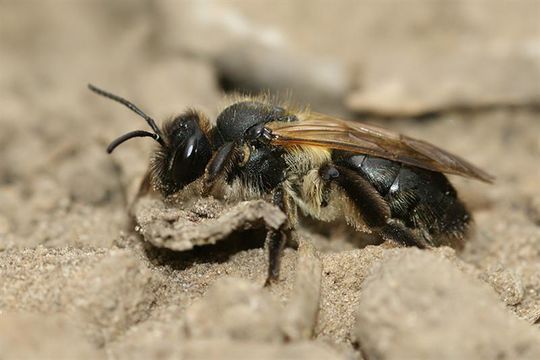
(88, 84, 166, 149)
(106, 130, 160, 153)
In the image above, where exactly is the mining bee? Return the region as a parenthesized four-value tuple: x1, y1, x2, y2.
(89, 84, 493, 284)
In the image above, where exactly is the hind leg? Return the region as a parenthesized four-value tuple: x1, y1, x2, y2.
(320, 164, 428, 248)
(380, 219, 430, 248)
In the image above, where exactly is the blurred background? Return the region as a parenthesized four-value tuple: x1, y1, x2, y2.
(0, 1, 540, 358)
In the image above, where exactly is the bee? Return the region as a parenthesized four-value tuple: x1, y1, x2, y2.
(89, 84, 493, 285)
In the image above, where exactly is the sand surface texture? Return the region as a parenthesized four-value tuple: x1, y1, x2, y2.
(1, 1, 539, 359)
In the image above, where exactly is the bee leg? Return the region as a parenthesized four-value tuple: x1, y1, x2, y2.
(203, 141, 240, 192)
(205, 142, 236, 182)
(264, 186, 291, 287)
(320, 164, 427, 248)
(380, 219, 429, 249)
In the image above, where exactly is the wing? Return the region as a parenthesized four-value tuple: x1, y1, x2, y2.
(268, 113, 494, 183)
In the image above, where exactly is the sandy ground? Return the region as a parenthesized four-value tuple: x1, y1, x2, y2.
(1, 1, 540, 359)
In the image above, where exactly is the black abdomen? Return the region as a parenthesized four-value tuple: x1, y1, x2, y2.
(335, 153, 470, 246)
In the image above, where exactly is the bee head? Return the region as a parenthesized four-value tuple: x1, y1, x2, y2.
(88, 84, 212, 196)
(153, 111, 212, 195)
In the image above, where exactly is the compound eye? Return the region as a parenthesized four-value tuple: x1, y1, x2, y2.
(168, 117, 212, 189)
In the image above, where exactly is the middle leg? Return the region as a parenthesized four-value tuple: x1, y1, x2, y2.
(264, 185, 294, 286)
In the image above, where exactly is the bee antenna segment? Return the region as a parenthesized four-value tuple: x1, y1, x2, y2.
(88, 84, 166, 146)
(106, 130, 162, 153)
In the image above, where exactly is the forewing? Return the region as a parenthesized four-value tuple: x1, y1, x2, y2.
(268, 113, 493, 182)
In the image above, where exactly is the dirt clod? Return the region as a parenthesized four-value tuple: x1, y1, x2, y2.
(355, 249, 540, 360)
